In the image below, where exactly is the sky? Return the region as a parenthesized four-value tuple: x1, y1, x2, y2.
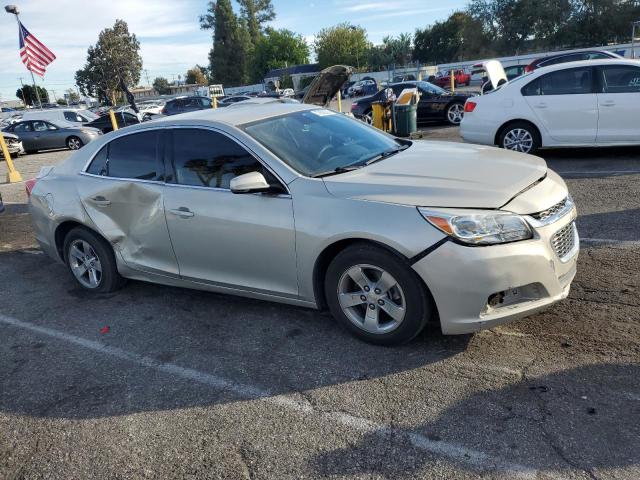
(0, 0, 467, 102)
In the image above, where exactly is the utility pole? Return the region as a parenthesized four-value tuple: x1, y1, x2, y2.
(5, 5, 42, 109)
(144, 69, 151, 87)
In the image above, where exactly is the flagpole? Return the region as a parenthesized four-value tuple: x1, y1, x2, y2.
(13, 12, 42, 109)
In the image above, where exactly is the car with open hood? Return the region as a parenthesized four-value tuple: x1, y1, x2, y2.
(27, 102, 578, 345)
(0, 132, 24, 157)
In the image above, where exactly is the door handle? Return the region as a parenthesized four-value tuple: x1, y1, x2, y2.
(91, 196, 111, 207)
(169, 207, 194, 218)
(534, 102, 547, 109)
(600, 101, 615, 107)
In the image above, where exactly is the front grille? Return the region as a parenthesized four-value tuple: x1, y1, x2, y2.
(551, 222, 576, 260)
(531, 197, 568, 222)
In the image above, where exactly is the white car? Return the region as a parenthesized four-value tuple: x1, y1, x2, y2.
(21, 108, 97, 125)
(460, 58, 640, 153)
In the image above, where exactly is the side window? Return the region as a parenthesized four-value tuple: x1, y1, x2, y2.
(600, 66, 640, 93)
(13, 122, 32, 132)
(529, 68, 593, 95)
(106, 131, 161, 180)
(64, 111, 83, 122)
(588, 52, 611, 60)
(46, 122, 57, 131)
(33, 121, 49, 132)
(86, 145, 108, 176)
(170, 129, 275, 189)
(200, 98, 212, 108)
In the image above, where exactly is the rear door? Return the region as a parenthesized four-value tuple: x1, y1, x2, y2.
(162, 127, 298, 296)
(78, 129, 179, 276)
(595, 64, 640, 143)
(522, 66, 598, 144)
(12, 122, 36, 150)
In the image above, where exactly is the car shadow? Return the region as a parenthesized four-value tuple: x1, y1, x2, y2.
(311, 362, 640, 477)
(577, 208, 640, 243)
(0, 249, 470, 420)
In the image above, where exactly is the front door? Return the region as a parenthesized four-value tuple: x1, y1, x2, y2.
(522, 66, 598, 144)
(162, 128, 298, 297)
(595, 64, 640, 143)
(77, 129, 179, 276)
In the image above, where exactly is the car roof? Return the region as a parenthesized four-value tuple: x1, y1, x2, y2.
(152, 102, 318, 127)
(533, 58, 640, 73)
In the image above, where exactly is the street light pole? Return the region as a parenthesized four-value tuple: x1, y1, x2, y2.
(5, 4, 43, 109)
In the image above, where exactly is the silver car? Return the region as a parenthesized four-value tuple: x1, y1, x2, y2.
(28, 103, 578, 345)
(3, 119, 102, 153)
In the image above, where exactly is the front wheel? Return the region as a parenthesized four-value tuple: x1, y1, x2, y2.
(361, 109, 373, 125)
(325, 244, 432, 345)
(498, 122, 541, 154)
(67, 136, 83, 150)
(446, 102, 465, 125)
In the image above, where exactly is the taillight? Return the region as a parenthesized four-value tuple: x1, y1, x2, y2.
(161, 107, 167, 114)
(524, 65, 533, 73)
(464, 101, 477, 113)
(350, 102, 358, 110)
(25, 178, 37, 197)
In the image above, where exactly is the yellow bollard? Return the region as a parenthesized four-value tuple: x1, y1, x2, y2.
(212, 97, 217, 109)
(450, 69, 455, 92)
(0, 133, 22, 183)
(108, 110, 119, 132)
(337, 89, 342, 113)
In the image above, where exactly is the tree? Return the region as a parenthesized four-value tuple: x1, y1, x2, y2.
(185, 66, 208, 85)
(314, 23, 370, 70)
(368, 33, 413, 70)
(200, 0, 252, 85)
(252, 27, 309, 80)
(65, 88, 80, 103)
(237, 0, 275, 42)
(74, 20, 143, 105)
(16, 85, 49, 106)
(153, 76, 170, 94)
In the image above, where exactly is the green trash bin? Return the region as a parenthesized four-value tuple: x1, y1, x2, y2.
(393, 103, 417, 137)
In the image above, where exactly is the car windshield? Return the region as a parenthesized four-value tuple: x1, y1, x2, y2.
(415, 81, 446, 95)
(243, 109, 407, 177)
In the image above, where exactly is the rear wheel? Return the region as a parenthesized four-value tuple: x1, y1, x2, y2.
(63, 227, 125, 293)
(498, 121, 541, 154)
(446, 102, 465, 125)
(361, 109, 373, 125)
(325, 244, 432, 345)
(67, 136, 83, 150)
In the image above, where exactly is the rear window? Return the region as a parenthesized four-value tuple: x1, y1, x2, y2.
(86, 131, 162, 180)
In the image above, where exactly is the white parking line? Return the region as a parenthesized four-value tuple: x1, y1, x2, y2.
(0, 313, 543, 479)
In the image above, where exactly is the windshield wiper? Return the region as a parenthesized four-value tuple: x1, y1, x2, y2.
(364, 144, 409, 165)
(312, 165, 363, 178)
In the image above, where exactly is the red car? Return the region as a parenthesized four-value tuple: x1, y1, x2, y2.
(434, 69, 471, 88)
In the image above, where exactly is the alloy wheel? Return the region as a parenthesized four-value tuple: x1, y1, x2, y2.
(337, 264, 406, 335)
(68, 239, 102, 288)
(362, 111, 373, 125)
(503, 128, 533, 153)
(447, 103, 464, 124)
(67, 137, 82, 150)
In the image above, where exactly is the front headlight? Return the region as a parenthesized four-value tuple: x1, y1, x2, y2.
(418, 208, 533, 245)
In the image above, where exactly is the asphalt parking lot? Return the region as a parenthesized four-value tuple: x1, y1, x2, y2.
(0, 128, 638, 480)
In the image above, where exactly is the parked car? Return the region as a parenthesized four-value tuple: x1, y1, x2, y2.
(280, 88, 295, 97)
(351, 80, 475, 125)
(434, 69, 471, 88)
(3, 120, 102, 152)
(0, 132, 24, 157)
(505, 64, 527, 80)
(461, 58, 640, 154)
(524, 49, 622, 73)
(218, 95, 252, 107)
(21, 108, 97, 125)
(161, 96, 213, 116)
(348, 79, 377, 97)
(27, 100, 578, 345)
(341, 81, 355, 98)
(85, 111, 141, 134)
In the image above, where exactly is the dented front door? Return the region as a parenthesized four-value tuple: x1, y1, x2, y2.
(77, 176, 179, 276)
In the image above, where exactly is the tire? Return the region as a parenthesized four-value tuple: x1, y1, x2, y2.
(446, 102, 465, 125)
(63, 227, 125, 293)
(66, 136, 83, 150)
(324, 243, 432, 345)
(25, 150, 37, 155)
(498, 121, 541, 155)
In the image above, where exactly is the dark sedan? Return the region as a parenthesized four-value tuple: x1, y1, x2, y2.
(524, 49, 622, 73)
(161, 96, 213, 115)
(85, 111, 140, 134)
(350, 81, 476, 126)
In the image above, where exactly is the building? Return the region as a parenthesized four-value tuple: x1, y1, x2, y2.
(263, 64, 320, 92)
(168, 84, 203, 96)
(131, 87, 156, 100)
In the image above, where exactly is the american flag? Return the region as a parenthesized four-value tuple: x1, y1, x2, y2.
(18, 21, 56, 77)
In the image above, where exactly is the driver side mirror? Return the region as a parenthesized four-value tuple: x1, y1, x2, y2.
(230, 171, 271, 194)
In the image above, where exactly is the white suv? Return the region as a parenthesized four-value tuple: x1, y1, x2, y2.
(460, 59, 640, 153)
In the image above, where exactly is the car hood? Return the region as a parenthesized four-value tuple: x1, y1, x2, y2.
(321, 141, 547, 209)
(2, 132, 19, 140)
(303, 65, 353, 107)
